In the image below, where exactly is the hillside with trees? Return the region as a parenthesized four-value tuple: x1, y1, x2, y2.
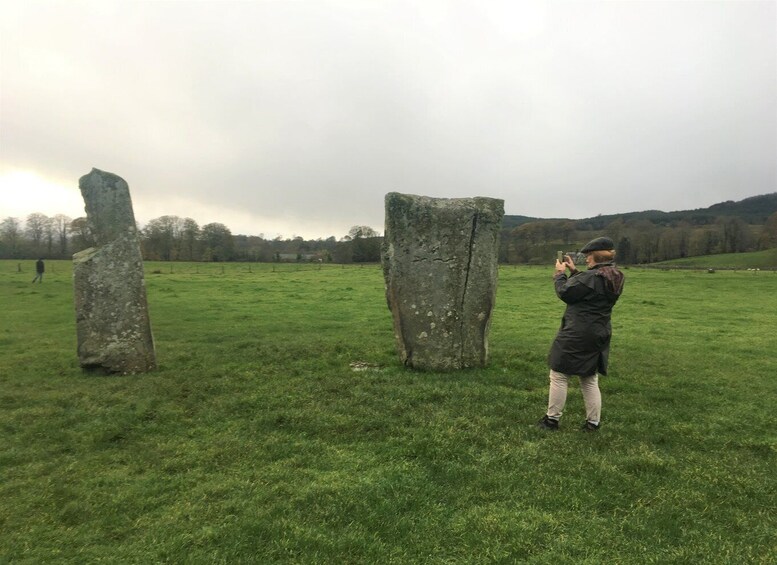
(2, 193, 776, 265)
(499, 193, 777, 264)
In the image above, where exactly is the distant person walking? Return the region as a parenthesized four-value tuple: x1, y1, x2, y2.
(32, 258, 45, 283)
(537, 237, 625, 432)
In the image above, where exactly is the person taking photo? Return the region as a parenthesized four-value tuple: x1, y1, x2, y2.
(537, 237, 625, 432)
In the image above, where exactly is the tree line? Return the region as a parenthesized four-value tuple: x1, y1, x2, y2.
(499, 212, 777, 264)
(0, 214, 384, 263)
(3, 207, 776, 265)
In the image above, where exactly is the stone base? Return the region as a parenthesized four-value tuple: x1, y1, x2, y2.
(73, 237, 156, 374)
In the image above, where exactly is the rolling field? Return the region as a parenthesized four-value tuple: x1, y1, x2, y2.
(653, 247, 777, 270)
(1, 260, 775, 563)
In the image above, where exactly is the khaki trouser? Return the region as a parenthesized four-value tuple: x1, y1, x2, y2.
(546, 369, 601, 424)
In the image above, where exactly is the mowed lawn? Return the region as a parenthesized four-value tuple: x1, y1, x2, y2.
(1, 260, 775, 564)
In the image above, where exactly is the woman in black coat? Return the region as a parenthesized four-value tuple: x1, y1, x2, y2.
(537, 237, 625, 431)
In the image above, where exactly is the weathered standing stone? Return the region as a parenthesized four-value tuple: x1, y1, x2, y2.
(382, 192, 504, 371)
(73, 168, 156, 373)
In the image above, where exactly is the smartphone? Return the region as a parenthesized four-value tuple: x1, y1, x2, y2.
(557, 251, 563, 262)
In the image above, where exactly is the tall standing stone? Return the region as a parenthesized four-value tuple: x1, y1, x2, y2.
(73, 168, 156, 373)
(382, 192, 504, 371)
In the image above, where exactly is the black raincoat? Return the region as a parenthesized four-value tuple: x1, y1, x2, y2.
(548, 262, 625, 377)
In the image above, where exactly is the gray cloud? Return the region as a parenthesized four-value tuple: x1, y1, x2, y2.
(1, 0, 775, 238)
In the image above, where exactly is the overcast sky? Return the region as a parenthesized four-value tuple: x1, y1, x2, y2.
(1, 0, 775, 239)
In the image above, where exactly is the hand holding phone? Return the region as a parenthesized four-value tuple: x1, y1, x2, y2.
(555, 251, 566, 275)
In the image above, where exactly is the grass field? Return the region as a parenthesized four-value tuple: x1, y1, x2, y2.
(1, 260, 775, 563)
(653, 247, 777, 270)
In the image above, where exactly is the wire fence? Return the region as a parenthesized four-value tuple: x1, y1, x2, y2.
(144, 262, 383, 276)
(2, 260, 383, 277)
(5, 259, 776, 278)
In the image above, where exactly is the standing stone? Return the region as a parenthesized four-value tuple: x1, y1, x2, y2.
(73, 168, 156, 373)
(382, 192, 504, 371)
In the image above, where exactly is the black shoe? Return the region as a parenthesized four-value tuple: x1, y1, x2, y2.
(537, 415, 559, 430)
(581, 421, 600, 432)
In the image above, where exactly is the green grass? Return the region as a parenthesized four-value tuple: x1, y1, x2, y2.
(654, 247, 777, 269)
(1, 261, 775, 563)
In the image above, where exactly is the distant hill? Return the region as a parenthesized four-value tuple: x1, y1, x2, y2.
(502, 192, 777, 230)
(653, 248, 777, 270)
(501, 214, 543, 230)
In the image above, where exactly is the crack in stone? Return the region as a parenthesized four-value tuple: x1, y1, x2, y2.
(459, 212, 478, 362)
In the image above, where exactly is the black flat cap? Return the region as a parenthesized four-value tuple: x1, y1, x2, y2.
(580, 236, 615, 253)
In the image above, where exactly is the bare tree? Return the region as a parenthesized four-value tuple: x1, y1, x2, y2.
(142, 215, 185, 260)
(345, 225, 381, 262)
(53, 214, 72, 256)
(758, 211, 777, 250)
(1, 217, 22, 258)
(43, 216, 56, 254)
(200, 222, 235, 261)
(347, 225, 379, 240)
(628, 219, 660, 263)
(689, 226, 721, 257)
(25, 213, 50, 253)
(180, 217, 200, 261)
(70, 217, 95, 252)
(719, 217, 752, 253)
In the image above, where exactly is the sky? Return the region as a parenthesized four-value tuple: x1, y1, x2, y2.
(1, 0, 775, 240)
